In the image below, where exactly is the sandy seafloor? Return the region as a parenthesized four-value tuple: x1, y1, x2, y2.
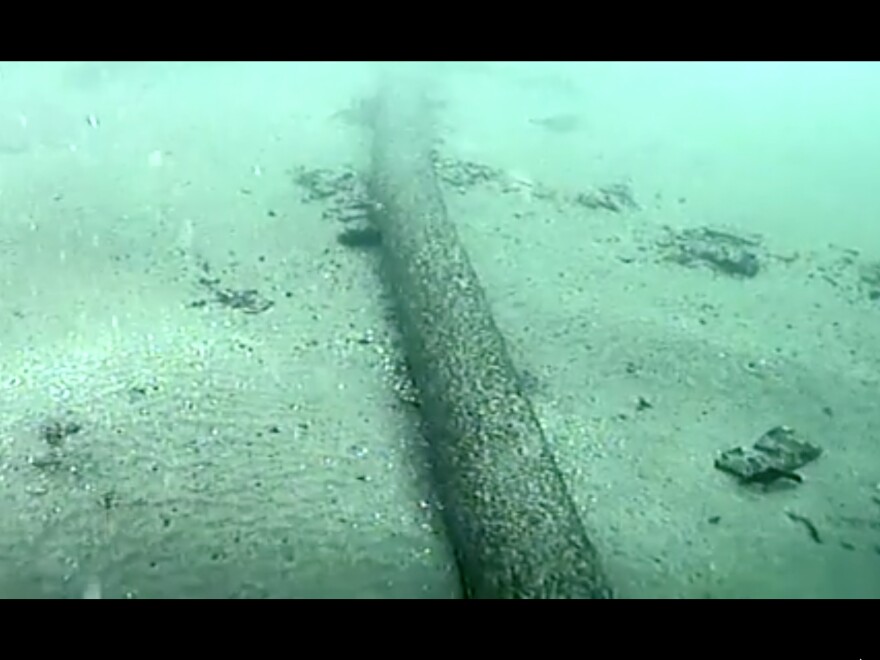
(0, 61, 878, 598)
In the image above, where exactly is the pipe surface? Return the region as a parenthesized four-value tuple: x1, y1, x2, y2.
(368, 75, 612, 599)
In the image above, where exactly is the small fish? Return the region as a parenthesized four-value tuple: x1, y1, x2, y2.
(332, 97, 378, 127)
(529, 113, 580, 134)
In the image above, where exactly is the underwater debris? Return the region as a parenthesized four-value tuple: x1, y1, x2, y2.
(785, 511, 823, 544)
(40, 418, 82, 447)
(715, 425, 822, 488)
(189, 275, 274, 315)
(660, 226, 763, 278)
(574, 182, 638, 213)
(212, 288, 274, 314)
